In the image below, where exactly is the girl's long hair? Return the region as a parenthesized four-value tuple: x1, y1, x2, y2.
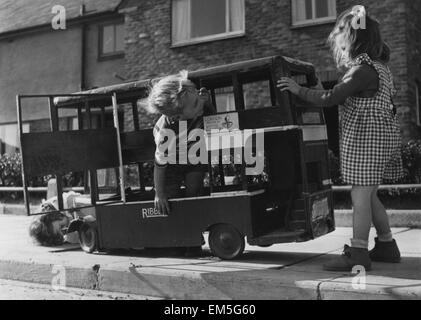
(328, 6, 390, 69)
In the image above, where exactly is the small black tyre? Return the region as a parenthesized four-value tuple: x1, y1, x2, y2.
(79, 223, 98, 253)
(209, 224, 245, 260)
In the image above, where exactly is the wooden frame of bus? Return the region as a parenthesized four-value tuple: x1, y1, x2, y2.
(17, 55, 316, 215)
(16, 93, 123, 216)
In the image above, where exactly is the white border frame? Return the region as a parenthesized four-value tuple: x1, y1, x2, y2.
(171, 0, 246, 47)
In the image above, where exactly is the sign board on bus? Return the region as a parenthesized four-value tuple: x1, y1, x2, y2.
(204, 112, 239, 133)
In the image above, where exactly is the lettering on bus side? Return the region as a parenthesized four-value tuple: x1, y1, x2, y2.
(141, 207, 168, 219)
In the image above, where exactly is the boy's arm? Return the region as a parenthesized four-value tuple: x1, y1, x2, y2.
(153, 116, 171, 215)
(154, 164, 170, 215)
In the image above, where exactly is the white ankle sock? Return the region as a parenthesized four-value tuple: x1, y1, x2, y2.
(378, 232, 393, 242)
(351, 238, 369, 249)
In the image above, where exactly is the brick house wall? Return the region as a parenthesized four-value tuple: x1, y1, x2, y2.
(0, 4, 125, 155)
(404, 0, 421, 139)
(121, 0, 421, 141)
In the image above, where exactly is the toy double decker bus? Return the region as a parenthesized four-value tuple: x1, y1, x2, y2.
(18, 55, 335, 260)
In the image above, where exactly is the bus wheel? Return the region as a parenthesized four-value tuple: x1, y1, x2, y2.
(209, 224, 245, 260)
(79, 223, 98, 253)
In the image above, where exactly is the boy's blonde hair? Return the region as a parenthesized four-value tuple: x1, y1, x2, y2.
(146, 70, 193, 116)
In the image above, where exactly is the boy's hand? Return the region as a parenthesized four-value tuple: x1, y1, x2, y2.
(153, 165, 170, 215)
(198, 87, 211, 103)
(198, 87, 216, 113)
(277, 77, 301, 95)
(198, 87, 209, 96)
(154, 195, 170, 215)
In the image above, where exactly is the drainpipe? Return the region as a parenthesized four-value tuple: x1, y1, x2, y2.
(80, 4, 87, 90)
(80, 4, 89, 194)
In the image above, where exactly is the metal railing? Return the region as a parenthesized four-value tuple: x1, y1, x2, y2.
(0, 187, 84, 193)
(332, 184, 421, 191)
(0, 184, 420, 194)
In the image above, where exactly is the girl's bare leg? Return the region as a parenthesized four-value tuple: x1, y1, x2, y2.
(351, 186, 377, 247)
(371, 186, 393, 241)
(323, 185, 374, 271)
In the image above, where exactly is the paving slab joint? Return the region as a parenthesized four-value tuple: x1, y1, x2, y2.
(317, 275, 347, 300)
(316, 281, 323, 300)
(92, 264, 100, 290)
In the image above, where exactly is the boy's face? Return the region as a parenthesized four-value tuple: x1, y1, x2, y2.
(176, 83, 208, 120)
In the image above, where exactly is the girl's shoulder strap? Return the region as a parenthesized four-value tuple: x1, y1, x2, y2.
(352, 53, 373, 66)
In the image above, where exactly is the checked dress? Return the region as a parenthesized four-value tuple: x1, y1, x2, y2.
(340, 53, 404, 186)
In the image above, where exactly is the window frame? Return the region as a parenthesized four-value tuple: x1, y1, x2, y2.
(291, 0, 337, 28)
(171, 0, 245, 47)
(98, 21, 125, 61)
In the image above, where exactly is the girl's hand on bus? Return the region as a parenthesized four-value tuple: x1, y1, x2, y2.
(155, 195, 170, 215)
(277, 77, 301, 95)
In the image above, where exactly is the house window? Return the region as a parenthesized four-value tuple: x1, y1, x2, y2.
(292, 0, 336, 27)
(172, 0, 245, 46)
(99, 22, 125, 59)
(416, 82, 421, 126)
(72, 110, 124, 130)
(214, 87, 236, 113)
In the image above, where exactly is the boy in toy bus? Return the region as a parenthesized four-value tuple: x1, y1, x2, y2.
(146, 71, 216, 216)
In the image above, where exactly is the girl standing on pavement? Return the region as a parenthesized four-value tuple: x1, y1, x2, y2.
(277, 5, 404, 271)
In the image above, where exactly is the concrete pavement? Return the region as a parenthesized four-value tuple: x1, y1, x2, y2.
(334, 209, 421, 228)
(0, 215, 420, 300)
